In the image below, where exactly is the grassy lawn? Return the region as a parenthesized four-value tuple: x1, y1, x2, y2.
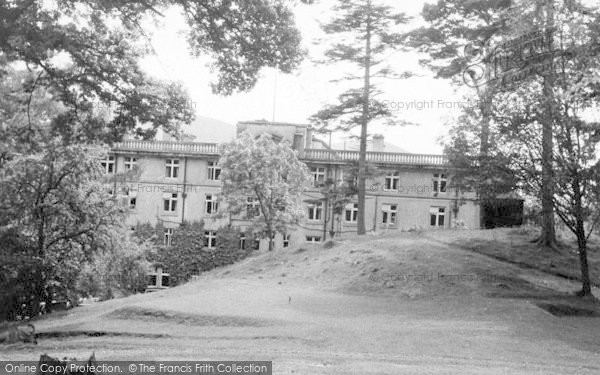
(428, 227, 600, 288)
(2, 229, 600, 374)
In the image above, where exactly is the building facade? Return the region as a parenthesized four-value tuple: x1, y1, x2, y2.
(106, 121, 480, 250)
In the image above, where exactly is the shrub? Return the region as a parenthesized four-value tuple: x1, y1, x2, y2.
(148, 223, 255, 286)
(77, 236, 150, 300)
(149, 221, 206, 285)
(0, 229, 46, 321)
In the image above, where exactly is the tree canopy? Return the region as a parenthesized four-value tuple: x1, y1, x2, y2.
(0, 0, 308, 143)
(219, 132, 310, 250)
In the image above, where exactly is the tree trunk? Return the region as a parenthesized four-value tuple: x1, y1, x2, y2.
(575, 220, 592, 297)
(267, 228, 274, 251)
(539, 0, 557, 248)
(573, 178, 592, 297)
(478, 88, 491, 229)
(357, 0, 372, 236)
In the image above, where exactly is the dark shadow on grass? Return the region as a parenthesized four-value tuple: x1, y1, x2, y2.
(107, 307, 274, 327)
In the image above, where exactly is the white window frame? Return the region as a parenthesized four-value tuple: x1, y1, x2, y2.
(433, 173, 447, 194)
(204, 230, 217, 249)
(246, 197, 261, 218)
(311, 167, 326, 186)
(124, 156, 137, 171)
(429, 207, 446, 227)
(239, 233, 246, 250)
(384, 172, 399, 191)
(101, 155, 115, 174)
(205, 194, 219, 214)
(208, 161, 221, 181)
(307, 202, 323, 221)
(382, 204, 397, 225)
(165, 159, 179, 179)
(283, 234, 291, 248)
(163, 193, 178, 212)
(164, 228, 173, 247)
(344, 203, 359, 223)
(305, 235, 322, 244)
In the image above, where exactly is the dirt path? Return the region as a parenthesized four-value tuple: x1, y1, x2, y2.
(2, 232, 600, 374)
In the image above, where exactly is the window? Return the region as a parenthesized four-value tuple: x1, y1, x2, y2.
(283, 234, 291, 248)
(204, 231, 217, 249)
(165, 159, 179, 178)
(345, 203, 359, 223)
(246, 197, 261, 218)
(252, 235, 260, 250)
(430, 207, 446, 227)
(433, 173, 447, 193)
(307, 202, 323, 221)
(382, 204, 397, 225)
(205, 194, 219, 214)
(124, 156, 137, 171)
(384, 172, 399, 191)
(128, 190, 137, 210)
(101, 155, 115, 174)
(239, 233, 246, 250)
(208, 161, 221, 181)
(306, 236, 322, 244)
(164, 228, 173, 247)
(163, 193, 178, 212)
(311, 167, 326, 186)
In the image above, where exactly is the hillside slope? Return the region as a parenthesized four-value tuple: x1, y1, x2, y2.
(2, 230, 599, 374)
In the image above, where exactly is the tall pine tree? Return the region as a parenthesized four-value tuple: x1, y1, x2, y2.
(310, 0, 410, 235)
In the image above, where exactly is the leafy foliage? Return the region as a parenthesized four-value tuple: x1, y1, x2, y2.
(144, 222, 253, 285)
(216, 225, 244, 252)
(150, 221, 206, 285)
(77, 234, 150, 301)
(443, 102, 518, 202)
(310, 0, 411, 235)
(0, 229, 41, 321)
(0, 0, 307, 143)
(0, 142, 126, 315)
(219, 132, 310, 250)
(438, 0, 600, 296)
(406, 0, 514, 83)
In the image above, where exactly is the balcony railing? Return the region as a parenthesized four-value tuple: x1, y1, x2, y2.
(113, 140, 220, 155)
(302, 149, 447, 166)
(111, 141, 447, 166)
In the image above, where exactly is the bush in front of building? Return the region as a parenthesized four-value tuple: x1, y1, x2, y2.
(0, 229, 43, 321)
(77, 234, 150, 301)
(140, 222, 256, 286)
(149, 221, 206, 286)
(213, 225, 255, 264)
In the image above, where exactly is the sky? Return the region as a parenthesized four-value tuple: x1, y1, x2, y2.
(140, 1, 471, 154)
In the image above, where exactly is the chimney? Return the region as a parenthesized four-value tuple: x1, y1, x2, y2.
(305, 126, 313, 149)
(373, 134, 385, 152)
(293, 132, 305, 156)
